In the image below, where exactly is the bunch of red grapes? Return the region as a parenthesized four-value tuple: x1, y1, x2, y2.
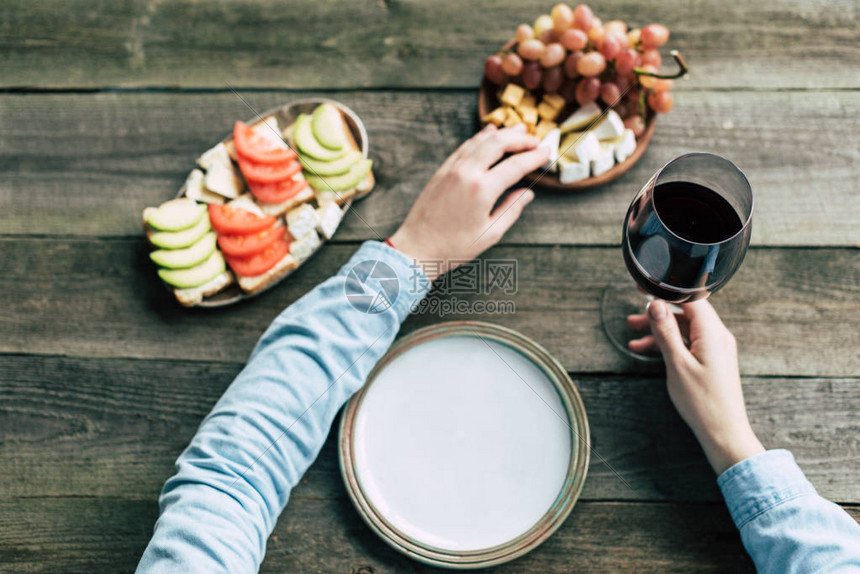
(484, 3, 674, 137)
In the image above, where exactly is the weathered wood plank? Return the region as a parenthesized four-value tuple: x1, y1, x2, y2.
(0, 240, 857, 375)
(0, 497, 775, 573)
(1, 0, 858, 90)
(1, 91, 858, 246)
(1, 355, 858, 502)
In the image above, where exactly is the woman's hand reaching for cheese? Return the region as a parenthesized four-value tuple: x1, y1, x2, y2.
(389, 124, 549, 281)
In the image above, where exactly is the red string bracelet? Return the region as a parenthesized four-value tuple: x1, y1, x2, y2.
(384, 237, 397, 250)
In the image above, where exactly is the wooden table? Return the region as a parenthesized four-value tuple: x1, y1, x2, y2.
(1, 1, 858, 571)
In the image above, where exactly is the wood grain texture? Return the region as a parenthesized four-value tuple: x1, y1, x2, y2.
(1, 91, 858, 246)
(2, 239, 857, 376)
(0, 497, 755, 573)
(1, 0, 858, 90)
(1, 355, 858, 503)
(1, 496, 857, 572)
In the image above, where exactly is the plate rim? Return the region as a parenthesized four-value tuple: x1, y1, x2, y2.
(338, 321, 590, 569)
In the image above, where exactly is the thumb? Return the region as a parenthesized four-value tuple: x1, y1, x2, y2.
(486, 188, 535, 240)
(648, 300, 689, 364)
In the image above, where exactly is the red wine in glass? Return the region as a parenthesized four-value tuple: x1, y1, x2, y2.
(603, 152, 753, 360)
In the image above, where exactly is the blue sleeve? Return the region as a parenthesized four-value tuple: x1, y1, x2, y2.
(718, 449, 860, 574)
(136, 241, 430, 573)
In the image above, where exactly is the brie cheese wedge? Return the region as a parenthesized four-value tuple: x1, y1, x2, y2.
(591, 110, 625, 141)
(537, 128, 561, 172)
(560, 131, 600, 163)
(613, 129, 637, 163)
(559, 102, 601, 133)
(228, 194, 265, 216)
(558, 156, 590, 184)
(184, 169, 225, 205)
(591, 140, 617, 176)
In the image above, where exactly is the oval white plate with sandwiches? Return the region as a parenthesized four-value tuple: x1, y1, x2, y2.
(142, 98, 375, 307)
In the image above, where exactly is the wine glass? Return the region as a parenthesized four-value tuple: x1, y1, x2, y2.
(601, 152, 754, 361)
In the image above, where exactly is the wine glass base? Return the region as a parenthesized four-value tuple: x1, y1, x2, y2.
(601, 277, 664, 363)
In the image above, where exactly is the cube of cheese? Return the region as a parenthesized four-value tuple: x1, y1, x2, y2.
(591, 109, 625, 141)
(316, 201, 343, 239)
(286, 203, 320, 239)
(542, 93, 566, 112)
(537, 101, 561, 122)
(519, 106, 538, 130)
(558, 157, 590, 184)
(503, 107, 523, 128)
(290, 231, 322, 261)
(516, 94, 537, 113)
(534, 120, 558, 141)
(560, 131, 600, 163)
(482, 106, 507, 126)
(499, 84, 526, 107)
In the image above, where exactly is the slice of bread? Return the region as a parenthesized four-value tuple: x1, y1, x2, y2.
(236, 253, 299, 295)
(174, 270, 234, 307)
(256, 180, 315, 217)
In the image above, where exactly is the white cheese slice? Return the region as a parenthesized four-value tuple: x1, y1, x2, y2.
(204, 162, 244, 199)
(591, 110, 625, 141)
(197, 142, 232, 171)
(559, 102, 601, 134)
(228, 194, 264, 216)
(184, 169, 225, 205)
(560, 131, 600, 164)
(316, 201, 343, 239)
(286, 203, 320, 239)
(591, 140, 617, 176)
(537, 128, 561, 172)
(558, 156, 590, 184)
(252, 117, 288, 150)
(614, 129, 637, 163)
(290, 231, 322, 261)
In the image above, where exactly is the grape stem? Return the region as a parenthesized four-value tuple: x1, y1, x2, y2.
(634, 50, 689, 80)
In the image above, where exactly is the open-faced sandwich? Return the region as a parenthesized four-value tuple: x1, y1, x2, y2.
(142, 102, 374, 306)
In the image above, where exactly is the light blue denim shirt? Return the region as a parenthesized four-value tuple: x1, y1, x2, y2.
(137, 241, 860, 573)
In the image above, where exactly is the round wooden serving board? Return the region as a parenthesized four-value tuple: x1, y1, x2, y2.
(477, 46, 656, 192)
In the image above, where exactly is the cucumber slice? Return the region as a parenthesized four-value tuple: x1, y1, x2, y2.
(311, 103, 345, 151)
(293, 114, 347, 161)
(143, 198, 207, 231)
(306, 159, 372, 192)
(150, 232, 217, 269)
(149, 214, 211, 249)
(158, 251, 226, 289)
(299, 150, 361, 176)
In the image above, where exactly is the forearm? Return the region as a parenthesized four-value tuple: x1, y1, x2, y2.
(137, 241, 429, 573)
(719, 449, 860, 574)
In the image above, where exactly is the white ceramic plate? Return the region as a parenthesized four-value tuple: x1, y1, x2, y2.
(339, 322, 590, 569)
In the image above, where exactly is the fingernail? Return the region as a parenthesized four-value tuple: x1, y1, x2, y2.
(521, 190, 535, 204)
(648, 300, 667, 320)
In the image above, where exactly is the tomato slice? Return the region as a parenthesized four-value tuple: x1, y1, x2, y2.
(237, 156, 303, 184)
(208, 204, 276, 235)
(225, 238, 290, 277)
(233, 121, 297, 164)
(217, 224, 287, 258)
(248, 177, 309, 204)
